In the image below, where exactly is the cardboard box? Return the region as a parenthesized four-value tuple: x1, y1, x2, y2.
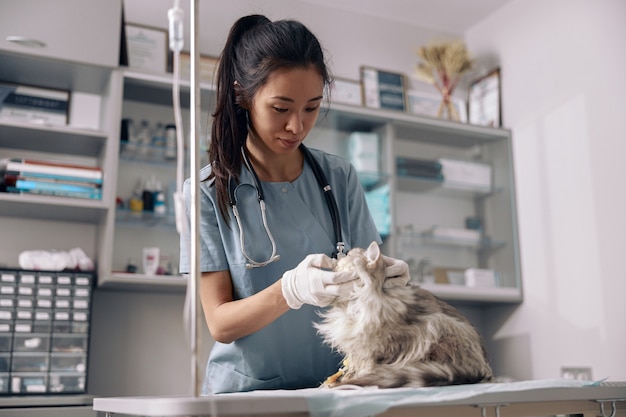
(432, 267, 466, 285)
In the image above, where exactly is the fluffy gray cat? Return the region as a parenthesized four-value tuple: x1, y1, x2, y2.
(316, 241, 494, 388)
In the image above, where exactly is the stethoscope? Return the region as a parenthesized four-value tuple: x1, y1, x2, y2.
(228, 144, 345, 269)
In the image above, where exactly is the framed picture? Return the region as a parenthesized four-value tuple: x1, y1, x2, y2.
(360, 66, 407, 111)
(468, 68, 502, 127)
(331, 78, 362, 106)
(178, 52, 220, 85)
(125, 23, 168, 74)
(407, 90, 467, 123)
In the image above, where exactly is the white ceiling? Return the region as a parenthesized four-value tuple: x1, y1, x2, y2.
(296, 0, 514, 33)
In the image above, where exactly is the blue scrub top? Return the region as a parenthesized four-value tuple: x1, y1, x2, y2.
(180, 147, 381, 394)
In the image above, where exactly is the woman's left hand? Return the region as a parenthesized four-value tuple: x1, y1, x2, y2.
(381, 255, 410, 288)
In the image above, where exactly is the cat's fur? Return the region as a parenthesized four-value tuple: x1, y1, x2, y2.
(316, 241, 494, 388)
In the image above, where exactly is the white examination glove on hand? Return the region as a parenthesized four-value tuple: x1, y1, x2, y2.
(281, 254, 358, 309)
(382, 255, 411, 288)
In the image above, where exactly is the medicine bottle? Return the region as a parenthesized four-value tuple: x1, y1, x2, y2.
(165, 124, 177, 159)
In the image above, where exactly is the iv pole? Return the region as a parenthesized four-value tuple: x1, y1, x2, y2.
(170, 0, 208, 397)
(188, 0, 202, 397)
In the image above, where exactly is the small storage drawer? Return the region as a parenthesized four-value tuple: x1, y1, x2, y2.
(55, 297, 72, 309)
(56, 275, 73, 286)
(10, 372, 47, 394)
(48, 372, 86, 393)
(52, 334, 88, 353)
(0, 372, 8, 393)
(17, 272, 36, 285)
(16, 285, 35, 297)
(0, 298, 13, 309)
(11, 353, 49, 372)
(14, 321, 33, 333)
(0, 309, 12, 321)
(50, 353, 86, 372)
(0, 333, 12, 352)
(0, 272, 17, 284)
(12, 333, 50, 353)
(73, 298, 90, 310)
(0, 353, 10, 372)
(16, 297, 34, 309)
(33, 310, 52, 333)
(37, 273, 54, 286)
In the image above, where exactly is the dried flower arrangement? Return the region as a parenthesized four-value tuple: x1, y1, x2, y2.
(415, 40, 472, 121)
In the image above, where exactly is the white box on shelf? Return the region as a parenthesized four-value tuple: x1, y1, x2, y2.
(69, 92, 101, 130)
(348, 132, 380, 187)
(439, 158, 492, 190)
(465, 268, 497, 287)
(430, 227, 481, 243)
(348, 132, 380, 173)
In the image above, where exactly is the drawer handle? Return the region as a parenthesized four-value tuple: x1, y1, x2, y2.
(6, 35, 47, 48)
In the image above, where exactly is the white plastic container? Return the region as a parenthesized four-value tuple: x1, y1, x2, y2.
(142, 247, 160, 276)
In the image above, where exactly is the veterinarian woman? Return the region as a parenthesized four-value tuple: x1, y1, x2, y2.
(180, 14, 410, 394)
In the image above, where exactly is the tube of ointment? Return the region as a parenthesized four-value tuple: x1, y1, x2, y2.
(143, 247, 160, 276)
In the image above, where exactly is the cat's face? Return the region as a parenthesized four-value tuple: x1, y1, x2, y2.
(334, 241, 385, 299)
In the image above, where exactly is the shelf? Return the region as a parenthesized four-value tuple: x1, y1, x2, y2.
(0, 192, 107, 223)
(99, 272, 187, 292)
(122, 70, 215, 107)
(325, 102, 511, 147)
(0, 50, 114, 95)
(399, 230, 506, 252)
(115, 209, 176, 230)
(396, 175, 497, 198)
(417, 283, 522, 304)
(0, 119, 107, 157)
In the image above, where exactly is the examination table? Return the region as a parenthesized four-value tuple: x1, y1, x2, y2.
(94, 379, 625, 417)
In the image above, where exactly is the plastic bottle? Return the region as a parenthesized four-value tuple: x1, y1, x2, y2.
(137, 120, 152, 159)
(142, 176, 155, 212)
(129, 177, 144, 213)
(153, 180, 166, 216)
(152, 122, 166, 160)
(165, 124, 177, 159)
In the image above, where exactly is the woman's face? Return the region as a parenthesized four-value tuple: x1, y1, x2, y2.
(248, 67, 324, 155)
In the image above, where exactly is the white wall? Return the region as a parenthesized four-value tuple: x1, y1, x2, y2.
(466, 0, 626, 380)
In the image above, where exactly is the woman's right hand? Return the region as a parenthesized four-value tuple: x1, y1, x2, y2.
(281, 254, 358, 309)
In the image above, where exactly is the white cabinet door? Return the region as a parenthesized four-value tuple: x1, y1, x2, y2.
(0, 0, 121, 67)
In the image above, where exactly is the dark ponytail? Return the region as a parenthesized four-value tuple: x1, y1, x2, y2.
(208, 15, 331, 221)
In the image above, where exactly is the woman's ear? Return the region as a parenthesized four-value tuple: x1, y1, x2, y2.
(234, 82, 250, 110)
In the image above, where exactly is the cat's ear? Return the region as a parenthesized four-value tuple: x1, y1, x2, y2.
(365, 241, 381, 264)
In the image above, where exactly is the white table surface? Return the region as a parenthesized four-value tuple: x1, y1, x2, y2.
(93, 381, 626, 417)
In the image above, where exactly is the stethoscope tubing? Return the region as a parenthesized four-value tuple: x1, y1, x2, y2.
(228, 144, 344, 268)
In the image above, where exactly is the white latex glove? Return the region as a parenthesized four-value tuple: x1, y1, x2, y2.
(382, 255, 411, 288)
(281, 254, 358, 309)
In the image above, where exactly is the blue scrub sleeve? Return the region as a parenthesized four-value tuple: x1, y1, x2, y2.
(179, 175, 229, 274)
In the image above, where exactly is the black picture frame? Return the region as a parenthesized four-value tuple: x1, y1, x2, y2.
(360, 66, 407, 112)
(468, 68, 502, 127)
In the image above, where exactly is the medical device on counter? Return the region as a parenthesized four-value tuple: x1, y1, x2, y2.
(229, 144, 345, 269)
